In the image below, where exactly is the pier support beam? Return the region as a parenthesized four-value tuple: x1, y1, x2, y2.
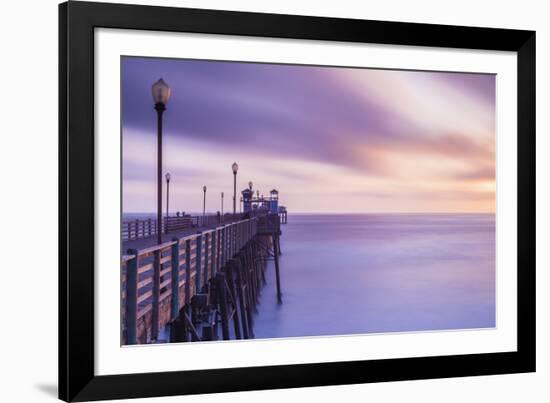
(225, 262, 242, 340)
(215, 272, 231, 340)
(273, 234, 282, 304)
(234, 260, 250, 339)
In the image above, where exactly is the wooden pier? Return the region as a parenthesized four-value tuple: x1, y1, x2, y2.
(121, 211, 284, 345)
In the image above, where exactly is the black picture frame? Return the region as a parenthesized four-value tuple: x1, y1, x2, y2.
(59, 1, 536, 401)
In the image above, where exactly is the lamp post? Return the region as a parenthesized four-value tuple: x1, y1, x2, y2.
(165, 173, 171, 220)
(232, 162, 239, 214)
(152, 78, 171, 244)
(203, 185, 207, 218)
(221, 192, 224, 216)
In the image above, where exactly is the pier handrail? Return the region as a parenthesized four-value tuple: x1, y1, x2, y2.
(122, 213, 248, 241)
(134, 240, 177, 258)
(122, 217, 259, 344)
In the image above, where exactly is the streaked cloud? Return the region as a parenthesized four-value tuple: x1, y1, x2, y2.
(122, 57, 495, 213)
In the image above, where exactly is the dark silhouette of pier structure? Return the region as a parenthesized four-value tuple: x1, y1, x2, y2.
(121, 192, 287, 345)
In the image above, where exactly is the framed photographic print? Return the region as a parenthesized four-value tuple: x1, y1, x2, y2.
(59, 1, 535, 401)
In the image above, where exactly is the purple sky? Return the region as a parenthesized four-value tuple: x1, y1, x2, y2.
(122, 57, 495, 214)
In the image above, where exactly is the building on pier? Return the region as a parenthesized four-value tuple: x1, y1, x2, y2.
(241, 187, 287, 224)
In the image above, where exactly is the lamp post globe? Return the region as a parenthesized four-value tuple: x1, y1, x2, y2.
(152, 78, 171, 107)
(152, 78, 170, 245)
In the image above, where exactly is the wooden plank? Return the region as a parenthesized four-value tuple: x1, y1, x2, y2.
(137, 263, 153, 275)
(160, 267, 171, 277)
(137, 304, 152, 320)
(159, 278, 171, 289)
(159, 288, 172, 302)
(137, 277, 152, 289)
(138, 240, 177, 257)
(137, 289, 153, 305)
(178, 233, 199, 243)
(121, 254, 135, 263)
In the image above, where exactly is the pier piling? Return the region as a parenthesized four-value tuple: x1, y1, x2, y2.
(273, 234, 282, 304)
(215, 272, 231, 340)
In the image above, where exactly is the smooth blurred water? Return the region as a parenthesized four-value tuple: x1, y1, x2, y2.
(254, 213, 496, 339)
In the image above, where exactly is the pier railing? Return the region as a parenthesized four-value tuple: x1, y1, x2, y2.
(192, 213, 244, 228)
(122, 213, 247, 241)
(121, 213, 250, 241)
(122, 217, 258, 344)
(122, 218, 160, 241)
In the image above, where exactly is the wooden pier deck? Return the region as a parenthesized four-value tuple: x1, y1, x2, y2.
(121, 211, 284, 345)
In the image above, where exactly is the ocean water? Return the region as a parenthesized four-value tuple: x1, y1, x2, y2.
(253, 213, 496, 339)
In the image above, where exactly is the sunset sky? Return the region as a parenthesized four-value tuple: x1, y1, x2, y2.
(122, 57, 495, 214)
